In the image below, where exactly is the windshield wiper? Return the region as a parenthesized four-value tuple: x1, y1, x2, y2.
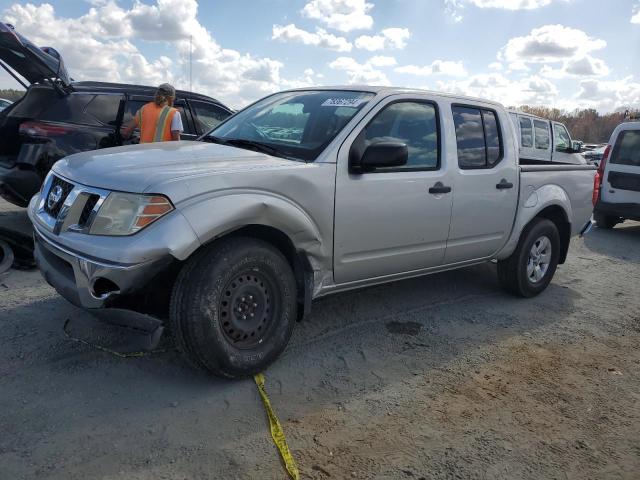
(223, 138, 280, 156)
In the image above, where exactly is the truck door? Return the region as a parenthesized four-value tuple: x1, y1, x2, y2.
(333, 96, 453, 284)
(551, 122, 577, 164)
(444, 105, 519, 264)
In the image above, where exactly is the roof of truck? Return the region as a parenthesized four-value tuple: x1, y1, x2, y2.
(281, 85, 505, 107)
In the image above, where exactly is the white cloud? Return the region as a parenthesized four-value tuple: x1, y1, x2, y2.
(489, 61, 503, 71)
(272, 24, 352, 52)
(2, 0, 293, 107)
(438, 73, 559, 107)
(540, 55, 609, 78)
(632, 4, 640, 23)
(395, 60, 467, 77)
(574, 77, 640, 111)
(355, 28, 410, 51)
(445, 0, 567, 20)
(368, 56, 397, 67)
(301, 0, 373, 32)
(328, 56, 391, 85)
(500, 24, 606, 64)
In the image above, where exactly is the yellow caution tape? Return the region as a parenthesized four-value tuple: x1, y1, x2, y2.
(254, 373, 300, 480)
(62, 318, 164, 358)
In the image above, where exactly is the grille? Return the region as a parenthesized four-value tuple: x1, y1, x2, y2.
(78, 194, 100, 226)
(43, 176, 74, 218)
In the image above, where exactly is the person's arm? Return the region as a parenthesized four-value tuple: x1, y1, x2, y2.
(121, 109, 141, 139)
(170, 110, 184, 141)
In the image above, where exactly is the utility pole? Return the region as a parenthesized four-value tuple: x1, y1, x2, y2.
(189, 35, 192, 92)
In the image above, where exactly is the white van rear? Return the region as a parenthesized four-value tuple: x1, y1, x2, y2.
(593, 122, 640, 228)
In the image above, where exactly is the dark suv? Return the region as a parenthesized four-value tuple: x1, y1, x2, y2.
(0, 23, 233, 207)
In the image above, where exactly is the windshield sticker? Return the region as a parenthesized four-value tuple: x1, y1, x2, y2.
(321, 98, 368, 107)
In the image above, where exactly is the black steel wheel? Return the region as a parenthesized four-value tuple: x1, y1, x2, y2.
(170, 237, 297, 378)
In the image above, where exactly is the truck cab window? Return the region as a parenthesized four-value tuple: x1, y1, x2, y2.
(519, 117, 533, 148)
(190, 101, 230, 133)
(534, 119, 550, 150)
(363, 101, 439, 170)
(452, 106, 503, 169)
(554, 124, 571, 151)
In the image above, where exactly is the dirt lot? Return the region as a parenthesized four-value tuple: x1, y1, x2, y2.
(1, 199, 639, 480)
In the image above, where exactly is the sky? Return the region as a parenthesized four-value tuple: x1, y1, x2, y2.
(1, 0, 639, 111)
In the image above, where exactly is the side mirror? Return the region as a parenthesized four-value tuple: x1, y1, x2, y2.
(352, 142, 408, 173)
(571, 140, 583, 153)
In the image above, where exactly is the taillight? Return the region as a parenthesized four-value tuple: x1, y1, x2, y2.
(592, 144, 611, 206)
(19, 121, 74, 138)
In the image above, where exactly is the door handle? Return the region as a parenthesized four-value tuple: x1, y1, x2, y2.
(496, 179, 514, 190)
(428, 182, 452, 194)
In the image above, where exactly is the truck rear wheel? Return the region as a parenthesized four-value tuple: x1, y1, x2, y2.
(593, 211, 619, 229)
(497, 218, 560, 298)
(169, 237, 297, 378)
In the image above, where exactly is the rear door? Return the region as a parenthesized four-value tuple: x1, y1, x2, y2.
(444, 104, 519, 264)
(188, 100, 232, 135)
(0, 22, 70, 86)
(602, 127, 640, 205)
(334, 95, 453, 284)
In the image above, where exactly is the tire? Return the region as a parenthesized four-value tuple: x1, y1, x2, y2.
(0, 240, 14, 274)
(169, 237, 297, 378)
(497, 218, 561, 298)
(593, 211, 619, 229)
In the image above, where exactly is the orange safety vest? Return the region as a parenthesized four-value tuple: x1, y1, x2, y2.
(135, 102, 178, 143)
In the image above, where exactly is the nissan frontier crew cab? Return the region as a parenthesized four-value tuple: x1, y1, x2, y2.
(28, 87, 596, 378)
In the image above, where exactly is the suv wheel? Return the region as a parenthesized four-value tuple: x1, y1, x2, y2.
(593, 211, 619, 229)
(170, 237, 297, 378)
(498, 218, 560, 298)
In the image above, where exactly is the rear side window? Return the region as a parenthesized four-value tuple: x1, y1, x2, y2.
(363, 101, 439, 170)
(533, 119, 550, 150)
(611, 130, 640, 166)
(519, 117, 533, 148)
(452, 106, 503, 169)
(190, 101, 230, 133)
(84, 94, 123, 126)
(39, 93, 99, 125)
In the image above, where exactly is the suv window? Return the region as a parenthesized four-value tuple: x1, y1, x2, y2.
(452, 106, 503, 168)
(554, 124, 571, 151)
(39, 93, 98, 125)
(519, 116, 533, 148)
(533, 119, 550, 150)
(362, 101, 439, 170)
(611, 130, 640, 166)
(190, 101, 230, 133)
(84, 94, 123, 126)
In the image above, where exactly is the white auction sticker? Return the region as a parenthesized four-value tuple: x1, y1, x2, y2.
(321, 98, 368, 107)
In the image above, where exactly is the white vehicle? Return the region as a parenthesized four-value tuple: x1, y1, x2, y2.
(509, 111, 585, 165)
(0, 98, 12, 111)
(593, 122, 640, 228)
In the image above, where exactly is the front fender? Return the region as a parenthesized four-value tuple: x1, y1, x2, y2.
(178, 189, 327, 269)
(497, 184, 572, 260)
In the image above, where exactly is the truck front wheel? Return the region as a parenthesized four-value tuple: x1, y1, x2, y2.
(497, 218, 560, 298)
(169, 237, 297, 378)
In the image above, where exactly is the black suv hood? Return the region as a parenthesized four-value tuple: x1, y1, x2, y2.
(0, 22, 70, 87)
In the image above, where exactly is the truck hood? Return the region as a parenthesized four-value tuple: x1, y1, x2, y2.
(52, 141, 303, 194)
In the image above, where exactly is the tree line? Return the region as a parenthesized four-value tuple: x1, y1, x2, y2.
(0, 89, 26, 102)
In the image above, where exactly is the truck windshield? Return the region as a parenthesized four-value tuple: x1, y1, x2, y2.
(202, 90, 374, 162)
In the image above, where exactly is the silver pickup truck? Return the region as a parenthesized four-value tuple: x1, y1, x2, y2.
(28, 87, 596, 378)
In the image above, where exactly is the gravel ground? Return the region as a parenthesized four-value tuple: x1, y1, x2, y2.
(1, 199, 639, 479)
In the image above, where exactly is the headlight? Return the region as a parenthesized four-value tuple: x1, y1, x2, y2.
(89, 193, 173, 236)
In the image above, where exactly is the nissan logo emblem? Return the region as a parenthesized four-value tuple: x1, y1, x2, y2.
(47, 185, 63, 210)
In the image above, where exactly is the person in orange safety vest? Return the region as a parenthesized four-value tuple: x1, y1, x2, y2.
(121, 83, 183, 143)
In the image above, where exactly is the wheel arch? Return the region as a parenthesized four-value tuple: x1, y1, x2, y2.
(532, 205, 571, 264)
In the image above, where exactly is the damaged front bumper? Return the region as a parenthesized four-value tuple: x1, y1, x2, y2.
(33, 226, 171, 310)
